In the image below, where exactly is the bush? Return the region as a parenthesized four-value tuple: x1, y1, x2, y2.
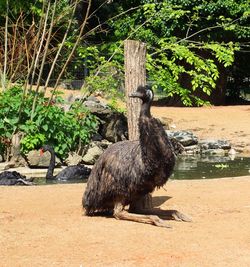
(0, 86, 98, 159)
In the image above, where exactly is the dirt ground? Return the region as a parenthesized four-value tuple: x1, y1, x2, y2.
(1, 103, 250, 267)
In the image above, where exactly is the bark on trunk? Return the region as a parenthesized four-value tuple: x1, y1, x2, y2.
(124, 40, 146, 140)
(124, 40, 152, 211)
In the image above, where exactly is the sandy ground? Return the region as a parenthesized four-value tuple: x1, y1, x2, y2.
(1, 103, 250, 266)
(152, 105, 250, 152)
(1, 178, 250, 267)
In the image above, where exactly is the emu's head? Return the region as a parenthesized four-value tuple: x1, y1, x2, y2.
(129, 85, 154, 103)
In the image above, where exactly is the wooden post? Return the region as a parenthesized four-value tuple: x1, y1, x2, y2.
(124, 40, 153, 211)
(124, 40, 146, 140)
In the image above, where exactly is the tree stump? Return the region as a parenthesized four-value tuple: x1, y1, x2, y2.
(4, 132, 27, 169)
(124, 40, 146, 140)
(124, 40, 153, 210)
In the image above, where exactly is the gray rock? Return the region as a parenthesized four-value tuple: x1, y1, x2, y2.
(65, 152, 83, 166)
(166, 130, 198, 146)
(83, 97, 128, 142)
(92, 133, 103, 142)
(82, 143, 103, 165)
(83, 99, 111, 115)
(202, 149, 226, 156)
(100, 112, 128, 143)
(184, 145, 201, 155)
(26, 150, 61, 167)
(200, 139, 231, 150)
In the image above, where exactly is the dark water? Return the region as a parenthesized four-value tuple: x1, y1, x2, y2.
(34, 177, 88, 185)
(34, 155, 250, 184)
(172, 155, 250, 180)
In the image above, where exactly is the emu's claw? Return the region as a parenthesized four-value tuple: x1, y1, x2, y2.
(170, 210, 192, 222)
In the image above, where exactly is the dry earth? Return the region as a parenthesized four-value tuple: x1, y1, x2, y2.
(0, 99, 250, 266)
(1, 177, 250, 267)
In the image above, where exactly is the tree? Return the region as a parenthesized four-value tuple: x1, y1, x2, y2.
(124, 40, 146, 140)
(90, 0, 250, 105)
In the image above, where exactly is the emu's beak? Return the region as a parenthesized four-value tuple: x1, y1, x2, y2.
(129, 92, 141, 98)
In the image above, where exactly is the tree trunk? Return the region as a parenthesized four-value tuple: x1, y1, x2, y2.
(125, 40, 153, 211)
(124, 40, 146, 140)
(4, 132, 27, 169)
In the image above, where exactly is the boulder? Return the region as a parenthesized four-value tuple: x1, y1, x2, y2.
(83, 98, 111, 115)
(99, 112, 128, 143)
(65, 152, 83, 166)
(199, 139, 231, 150)
(201, 148, 226, 156)
(83, 97, 128, 143)
(82, 143, 104, 165)
(166, 130, 198, 146)
(26, 150, 61, 167)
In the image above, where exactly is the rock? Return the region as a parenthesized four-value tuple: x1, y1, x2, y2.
(99, 112, 128, 143)
(166, 130, 198, 146)
(65, 152, 83, 166)
(26, 150, 61, 167)
(200, 139, 231, 150)
(0, 155, 3, 163)
(83, 97, 128, 143)
(82, 143, 104, 165)
(202, 149, 226, 156)
(94, 140, 112, 150)
(83, 99, 111, 115)
(228, 148, 237, 155)
(184, 145, 201, 155)
(92, 133, 103, 142)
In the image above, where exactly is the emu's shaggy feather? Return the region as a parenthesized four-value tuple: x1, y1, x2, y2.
(83, 85, 176, 216)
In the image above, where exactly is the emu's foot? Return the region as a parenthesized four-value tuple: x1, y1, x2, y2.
(114, 203, 172, 228)
(133, 208, 192, 222)
(166, 210, 192, 222)
(150, 215, 172, 228)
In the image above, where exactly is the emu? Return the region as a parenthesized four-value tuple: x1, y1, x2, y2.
(82, 85, 190, 227)
(40, 145, 91, 181)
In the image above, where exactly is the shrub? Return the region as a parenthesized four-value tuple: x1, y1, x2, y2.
(0, 86, 98, 159)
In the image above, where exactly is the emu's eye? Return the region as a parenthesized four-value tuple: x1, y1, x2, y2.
(146, 89, 153, 100)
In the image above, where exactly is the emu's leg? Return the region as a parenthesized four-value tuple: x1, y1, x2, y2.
(129, 193, 153, 211)
(129, 194, 192, 222)
(113, 202, 172, 228)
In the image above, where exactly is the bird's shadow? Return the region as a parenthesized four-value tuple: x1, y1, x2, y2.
(89, 195, 173, 219)
(152, 195, 172, 207)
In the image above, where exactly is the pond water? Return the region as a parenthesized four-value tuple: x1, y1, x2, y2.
(34, 155, 250, 184)
(172, 155, 250, 180)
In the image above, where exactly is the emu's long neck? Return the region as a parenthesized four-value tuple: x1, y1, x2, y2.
(140, 101, 151, 118)
(46, 148, 55, 179)
(139, 100, 173, 160)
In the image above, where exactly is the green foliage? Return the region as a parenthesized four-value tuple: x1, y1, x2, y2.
(96, 0, 249, 106)
(0, 86, 98, 158)
(107, 98, 126, 114)
(74, 45, 124, 99)
(1, 0, 249, 107)
(84, 61, 124, 98)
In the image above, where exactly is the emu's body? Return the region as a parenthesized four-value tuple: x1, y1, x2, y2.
(83, 85, 190, 227)
(41, 145, 91, 180)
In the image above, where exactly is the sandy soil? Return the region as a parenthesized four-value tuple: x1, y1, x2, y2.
(1, 103, 250, 267)
(151, 105, 250, 153)
(1, 178, 250, 267)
